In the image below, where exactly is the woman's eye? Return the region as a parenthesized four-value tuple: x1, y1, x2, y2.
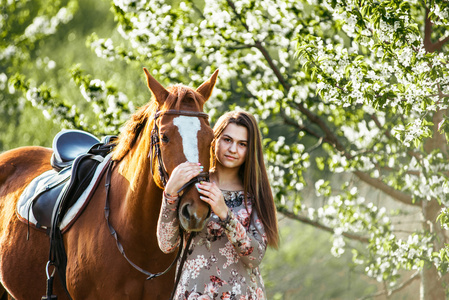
(239, 143, 247, 147)
(223, 138, 231, 143)
(161, 134, 169, 143)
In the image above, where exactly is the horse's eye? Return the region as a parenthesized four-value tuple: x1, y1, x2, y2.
(161, 134, 169, 144)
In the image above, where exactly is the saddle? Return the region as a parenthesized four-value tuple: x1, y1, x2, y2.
(50, 130, 101, 171)
(27, 130, 115, 231)
(21, 130, 116, 300)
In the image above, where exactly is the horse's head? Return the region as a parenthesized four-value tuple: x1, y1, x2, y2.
(144, 68, 217, 232)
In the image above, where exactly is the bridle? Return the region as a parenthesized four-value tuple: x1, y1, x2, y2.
(103, 109, 211, 293)
(149, 109, 210, 191)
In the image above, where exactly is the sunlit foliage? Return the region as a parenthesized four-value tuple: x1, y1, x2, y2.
(2, 0, 449, 298)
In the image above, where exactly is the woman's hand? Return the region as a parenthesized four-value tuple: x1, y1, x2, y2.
(196, 181, 229, 220)
(165, 162, 203, 197)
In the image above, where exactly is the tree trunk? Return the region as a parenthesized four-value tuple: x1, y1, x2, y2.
(421, 199, 447, 300)
(420, 109, 449, 300)
(421, 262, 446, 300)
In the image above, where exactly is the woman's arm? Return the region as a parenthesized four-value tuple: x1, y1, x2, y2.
(156, 192, 181, 253)
(222, 208, 267, 268)
(196, 181, 267, 268)
(156, 162, 204, 253)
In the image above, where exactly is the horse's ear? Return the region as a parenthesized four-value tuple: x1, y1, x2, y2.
(196, 69, 219, 101)
(143, 68, 169, 105)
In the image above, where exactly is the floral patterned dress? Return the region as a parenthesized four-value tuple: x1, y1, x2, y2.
(157, 190, 267, 300)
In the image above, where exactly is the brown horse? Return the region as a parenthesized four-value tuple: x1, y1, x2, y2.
(0, 68, 218, 299)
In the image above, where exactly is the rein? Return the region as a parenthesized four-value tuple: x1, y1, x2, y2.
(104, 109, 209, 289)
(104, 160, 188, 281)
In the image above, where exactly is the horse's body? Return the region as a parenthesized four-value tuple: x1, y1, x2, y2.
(0, 68, 218, 299)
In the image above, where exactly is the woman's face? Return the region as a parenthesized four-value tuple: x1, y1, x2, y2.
(215, 123, 248, 170)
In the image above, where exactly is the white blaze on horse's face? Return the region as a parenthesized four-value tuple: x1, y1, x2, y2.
(173, 116, 201, 163)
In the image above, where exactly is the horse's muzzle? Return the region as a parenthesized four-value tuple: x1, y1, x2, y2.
(179, 201, 211, 232)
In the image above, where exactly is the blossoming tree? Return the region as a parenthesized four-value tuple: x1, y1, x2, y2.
(3, 0, 449, 298)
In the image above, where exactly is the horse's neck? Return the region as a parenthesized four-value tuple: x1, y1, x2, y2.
(113, 143, 163, 229)
(109, 157, 165, 265)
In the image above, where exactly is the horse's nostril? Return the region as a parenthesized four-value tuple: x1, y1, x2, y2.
(182, 204, 190, 221)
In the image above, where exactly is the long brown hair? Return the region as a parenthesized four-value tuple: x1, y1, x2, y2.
(211, 111, 279, 248)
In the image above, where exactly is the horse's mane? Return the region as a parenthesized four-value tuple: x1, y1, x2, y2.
(112, 85, 205, 162)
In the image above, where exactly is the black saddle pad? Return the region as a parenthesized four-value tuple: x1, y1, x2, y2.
(31, 154, 103, 231)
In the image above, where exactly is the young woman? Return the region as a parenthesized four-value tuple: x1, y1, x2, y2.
(157, 110, 279, 300)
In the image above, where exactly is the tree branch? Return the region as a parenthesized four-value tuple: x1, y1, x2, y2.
(278, 209, 370, 243)
(370, 113, 392, 139)
(227, 0, 417, 207)
(254, 41, 291, 91)
(293, 103, 347, 151)
(429, 92, 449, 98)
(353, 171, 419, 207)
(424, 7, 449, 53)
(227, 0, 291, 92)
(357, 271, 421, 300)
(226, 0, 250, 31)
